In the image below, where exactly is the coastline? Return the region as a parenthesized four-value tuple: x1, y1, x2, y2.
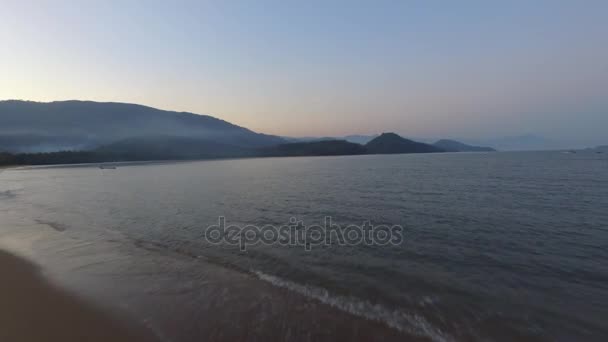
(0, 249, 159, 342)
(0, 213, 422, 342)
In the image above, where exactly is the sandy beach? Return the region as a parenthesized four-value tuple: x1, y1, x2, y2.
(0, 250, 158, 342)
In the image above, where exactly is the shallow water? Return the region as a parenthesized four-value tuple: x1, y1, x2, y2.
(1, 151, 607, 341)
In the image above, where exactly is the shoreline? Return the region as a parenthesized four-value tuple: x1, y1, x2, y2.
(0, 214, 421, 342)
(0, 249, 159, 342)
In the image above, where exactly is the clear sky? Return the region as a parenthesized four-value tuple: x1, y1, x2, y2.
(1, 1, 607, 143)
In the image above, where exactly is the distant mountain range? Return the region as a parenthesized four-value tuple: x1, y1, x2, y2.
(0, 100, 510, 166)
(1, 133, 443, 166)
(5, 100, 581, 155)
(433, 139, 495, 152)
(93, 133, 443, 160)
(0, 100, 284, 153)
(282, 133, 446, 154)
(285, 135, 378, 145)
(292, 134, 595, 152)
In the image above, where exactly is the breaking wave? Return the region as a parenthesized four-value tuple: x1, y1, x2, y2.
(252, 270, 453, 342)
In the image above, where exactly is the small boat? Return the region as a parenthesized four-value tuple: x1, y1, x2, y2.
(99, 165, 117, 169)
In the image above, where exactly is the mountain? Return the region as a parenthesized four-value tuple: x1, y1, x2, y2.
(0, 133, 448, 166)
(433, 139, 496, 152)
(365, 133, 444, 154)
(284, 134, 378, 145)
(260, 140, 366, 157)
(96, 136, 254, 160)
(0, 100, 285, 152)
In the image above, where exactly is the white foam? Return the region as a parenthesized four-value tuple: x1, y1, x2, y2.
(252, 270, 453, 342)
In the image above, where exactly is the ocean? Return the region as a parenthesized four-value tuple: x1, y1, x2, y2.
(1, 151, 607, 341)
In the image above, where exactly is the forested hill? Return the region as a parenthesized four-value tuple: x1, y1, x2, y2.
(0, 100, 285, 152)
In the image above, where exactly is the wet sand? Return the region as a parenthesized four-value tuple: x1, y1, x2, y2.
(0, 249, 159, 342)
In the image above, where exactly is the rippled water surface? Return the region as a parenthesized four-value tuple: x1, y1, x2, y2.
(2, 151, 607, 341)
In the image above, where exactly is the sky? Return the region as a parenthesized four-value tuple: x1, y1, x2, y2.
(1, 0, 607, 144)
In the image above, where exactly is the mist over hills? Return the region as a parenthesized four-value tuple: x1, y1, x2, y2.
(0, 99, 521, 166)
(0, 100, 284, 153)
(285, 135, 378, 145)
(433, 139, 495, 152)
(2, 99, 589, 156)
(96, 136, 257, 160)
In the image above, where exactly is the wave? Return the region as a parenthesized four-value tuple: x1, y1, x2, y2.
(252, 270, 453, 342)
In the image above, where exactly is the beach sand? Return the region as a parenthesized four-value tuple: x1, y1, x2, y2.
(0, 250, 158, 342)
